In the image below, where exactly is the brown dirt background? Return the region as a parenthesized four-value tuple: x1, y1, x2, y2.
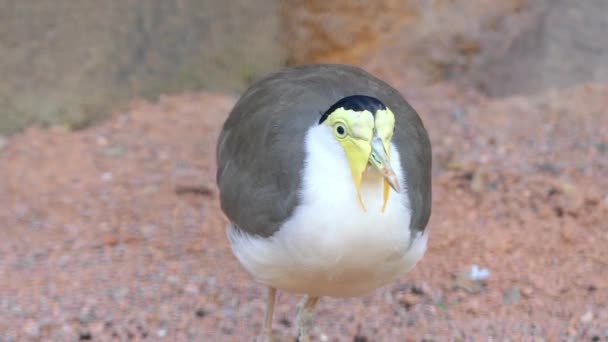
(2, 1, 608, 341)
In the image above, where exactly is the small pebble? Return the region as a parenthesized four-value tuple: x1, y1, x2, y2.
(104, 145, 125, 157)
(469, 264, 491, 281)
(195, 308, 207, 318)
(580, 311, 593, 324)
(521, 286, 534, 297)
(400, 293, 420, 309)
(157, 328, 167, 338)
(166, 275, 180, 285)
(353, 334, 369, 342)
(96, 135, 108, 146)
(279, 317, 291, 327)
(101, 172, 113, 181)
(79, 331, 92, 340)
(503, 287, 521, 305)
(411, 283, 429, 295)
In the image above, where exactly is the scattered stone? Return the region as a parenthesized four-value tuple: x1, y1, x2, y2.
(560, 224, 578, 243)
(400, 293, 421, 310)
(353, 335, 368, 342)
(174, 184, 214, 197)
(195, 308, 207, 318)
(470, 170, 485, 193)
(353, 324, 368, 342)
(79, 305, 97, 323)
(580, 311, 593, 324)
(452, 270, 485, 294)
(521, 286, 534, 297)
(279, 317, 291, 327)
(503, 287, 521, 305)
(104, 145, 126, 157)
(79, 330, 92, 340)
(468, 264, 491, 281)
(166, 275, 180, 286)
(411, 284, 426, 296)
(101, 172, 113, 181)
(103, 235, 119, 247)
(96, 135, 108, 146)
(157, 328, 167, 338)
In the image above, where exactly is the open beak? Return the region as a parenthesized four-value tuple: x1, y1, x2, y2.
(369, 134, 400, 193)
(369, 133, 400, 213)
(343, 132, 400, 213)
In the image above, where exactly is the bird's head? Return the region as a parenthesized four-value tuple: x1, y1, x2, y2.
(319, 95, 400, 212)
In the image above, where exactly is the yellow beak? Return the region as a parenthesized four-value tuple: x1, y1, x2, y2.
(344, 133, 400, 212)
(369, 134, 400, 193)
(369, 134, 400, 212)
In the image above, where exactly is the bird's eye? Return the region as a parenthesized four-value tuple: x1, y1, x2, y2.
(335, 124, 347, 138)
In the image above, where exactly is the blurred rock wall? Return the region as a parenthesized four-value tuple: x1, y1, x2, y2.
(282, 0, 608, 96)
(281, 0, 532, 89)
(0, 1, 284, 134)
(471, 0, 608, 96)
(2, 0, 607, 134)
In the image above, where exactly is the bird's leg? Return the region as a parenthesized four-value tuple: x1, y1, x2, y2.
(257, 287, 277, 342)
(295, 295, 320, 342)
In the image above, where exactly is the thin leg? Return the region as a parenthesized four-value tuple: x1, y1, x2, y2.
(295, 295, 320, 342)
(258, 287, 277, 342)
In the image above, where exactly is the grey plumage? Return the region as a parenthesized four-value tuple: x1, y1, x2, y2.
(216, 64, 431, 238)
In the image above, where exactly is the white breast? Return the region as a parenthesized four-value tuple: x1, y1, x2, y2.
(228, 125, 427, 297)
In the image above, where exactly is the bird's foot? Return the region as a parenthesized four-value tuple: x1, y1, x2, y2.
(257, 287, 277, 342)
(295, 295, 319, 342)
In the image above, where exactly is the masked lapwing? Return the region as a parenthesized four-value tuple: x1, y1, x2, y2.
(216, 64, 432, 341)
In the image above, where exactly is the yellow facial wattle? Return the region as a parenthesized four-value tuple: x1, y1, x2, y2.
(324, 106, 399, 212)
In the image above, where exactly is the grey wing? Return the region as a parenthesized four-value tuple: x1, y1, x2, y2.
(215, 69, 324, 237)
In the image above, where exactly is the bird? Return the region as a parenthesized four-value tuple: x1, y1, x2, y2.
(215, 64, 432, 341)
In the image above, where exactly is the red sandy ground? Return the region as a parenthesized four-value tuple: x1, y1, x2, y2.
(1, 82, 607, 341)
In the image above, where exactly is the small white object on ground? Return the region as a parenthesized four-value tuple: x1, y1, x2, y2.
(157, 328, 167, 338)
(468, 264, 490, 281)
(101, 172, 113, 181)
(580, 311, 593, 324)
